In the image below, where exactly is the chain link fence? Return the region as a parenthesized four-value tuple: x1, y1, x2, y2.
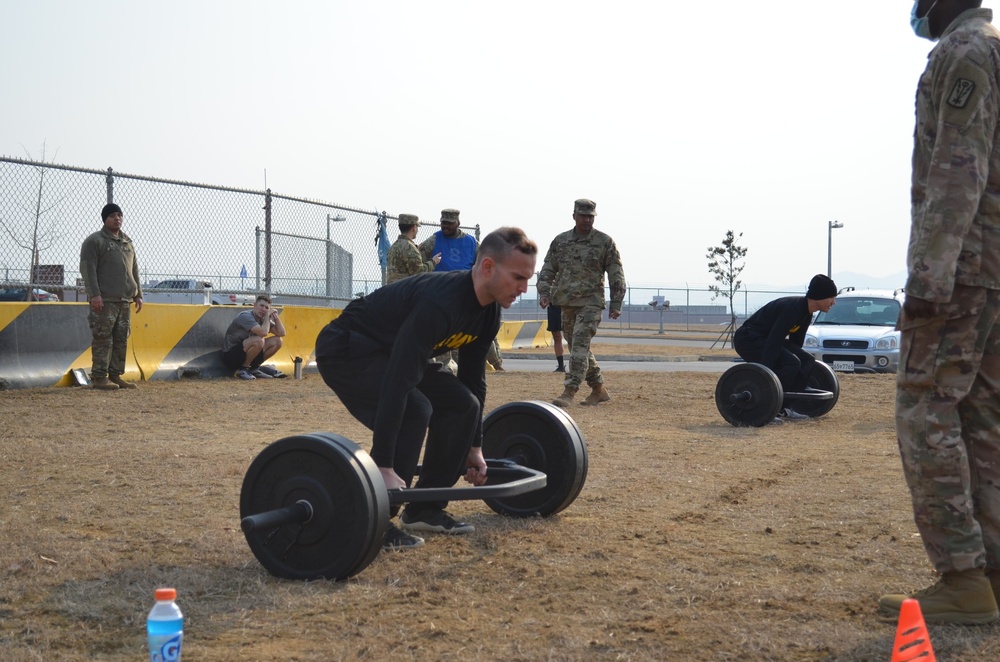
(0, 155, 479, 305)
(1, 155, 800, 321)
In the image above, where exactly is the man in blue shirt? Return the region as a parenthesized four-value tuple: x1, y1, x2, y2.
(420, 208, 478, 271)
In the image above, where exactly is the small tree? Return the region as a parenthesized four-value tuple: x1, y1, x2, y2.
(706, 230, 748, 347)
(0, 141, 66, 296)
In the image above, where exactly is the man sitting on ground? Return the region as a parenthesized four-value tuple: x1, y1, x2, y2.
(222, 295, 286, 380)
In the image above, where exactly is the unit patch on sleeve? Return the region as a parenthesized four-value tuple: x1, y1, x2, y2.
(948, 78, 976, 109)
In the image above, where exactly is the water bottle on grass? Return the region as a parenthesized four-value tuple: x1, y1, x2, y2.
(147, 588, 183, 662)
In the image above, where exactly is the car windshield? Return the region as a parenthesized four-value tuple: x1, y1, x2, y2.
(813, 297, 900, 327)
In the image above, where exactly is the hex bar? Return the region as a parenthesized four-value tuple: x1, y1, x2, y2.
(388, 460, 546, 505)
(784, 390, 834, 401)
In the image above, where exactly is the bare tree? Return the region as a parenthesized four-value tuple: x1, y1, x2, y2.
(0, 141, 67, 298)
(706, 230, 748, 348)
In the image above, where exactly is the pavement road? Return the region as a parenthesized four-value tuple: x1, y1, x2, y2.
(500, 359, 733, 373)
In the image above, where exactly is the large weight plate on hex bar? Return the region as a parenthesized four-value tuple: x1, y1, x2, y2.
(787, 361, 840, 419)
(481, 400, 588, 517)
(715, 363, 783, 427)
(240, 433, 388, 581)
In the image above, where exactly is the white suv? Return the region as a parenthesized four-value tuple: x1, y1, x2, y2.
(804, 288, 904, 373)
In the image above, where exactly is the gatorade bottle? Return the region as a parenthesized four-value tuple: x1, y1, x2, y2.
(147, 588, 183, 662)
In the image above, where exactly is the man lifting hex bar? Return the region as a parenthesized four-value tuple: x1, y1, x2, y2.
(733, 274, 837, 421)
(315, 227, 538, 551)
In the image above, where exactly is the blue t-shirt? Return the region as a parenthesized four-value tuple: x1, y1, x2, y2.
(432, 231, 478, 271)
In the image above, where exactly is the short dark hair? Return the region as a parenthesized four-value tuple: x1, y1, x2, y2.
(398, 222, 417, 233)
(255, 294, 271, 304)
(476, 227, 537, 266)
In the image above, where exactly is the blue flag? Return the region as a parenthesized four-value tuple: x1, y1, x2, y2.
(376, 210, 390, 269)
(239, 264, 248, 279)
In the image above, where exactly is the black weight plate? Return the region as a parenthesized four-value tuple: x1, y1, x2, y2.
(789, 361, 840, 418)
(715, 363, 783, 427)
(481, 400, 588, 517)
(240, 433, 388, 580)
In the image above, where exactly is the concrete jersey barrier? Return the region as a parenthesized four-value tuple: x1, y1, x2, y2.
(0, 303, 549, 390)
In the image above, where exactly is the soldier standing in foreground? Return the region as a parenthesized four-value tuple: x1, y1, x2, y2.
(537, 198, 626, 407)
(79, 203, 143, 390)
(879, 0, 1000, 625)
(386, 213, 440, 284)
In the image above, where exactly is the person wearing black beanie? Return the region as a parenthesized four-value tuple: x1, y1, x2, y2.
(101, 203, 122, 222)
(806, 274, 837, 301)
(733, 274, 838, 421)
(79, 203, 143, 390)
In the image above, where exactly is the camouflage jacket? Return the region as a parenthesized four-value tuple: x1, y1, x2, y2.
(386, 235, 435, 284)
(907, 8, 1000, 301)
(537, 228, 626, 310)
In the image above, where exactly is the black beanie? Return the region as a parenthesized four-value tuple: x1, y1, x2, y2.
(806, 274, 838, 300)
(101, 203, 123, 221)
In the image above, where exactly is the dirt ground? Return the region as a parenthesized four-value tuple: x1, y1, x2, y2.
(3, 366, 1000, 661)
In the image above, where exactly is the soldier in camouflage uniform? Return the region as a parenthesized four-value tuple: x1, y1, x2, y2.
(386, 213, 440, 284)
(79, 203, 143, 391)
(537, 199, 626, 407)
(878, 1, 1000, 625)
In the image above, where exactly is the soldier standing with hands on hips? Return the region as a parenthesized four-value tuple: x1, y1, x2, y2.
(537, 198, 626, 407)
(878, 0, 1000, 625)
(79, 203, 143, 390)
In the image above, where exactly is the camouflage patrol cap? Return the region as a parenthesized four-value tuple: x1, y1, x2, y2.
(440, 208, 461, 223)
(573, 199, 597, 216)
(398, 213, 419, 226)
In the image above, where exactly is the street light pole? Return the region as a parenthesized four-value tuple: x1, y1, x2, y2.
(828, 220, 844, 277)
(326, 214, 347, 297)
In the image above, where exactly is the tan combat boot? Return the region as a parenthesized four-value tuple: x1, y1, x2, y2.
(109, 375, 137, 390)
(878, 569, 999, 625)
(552, 386, 578, 408)
(581, 383, 611, 406)
(91, 377, 120, 391)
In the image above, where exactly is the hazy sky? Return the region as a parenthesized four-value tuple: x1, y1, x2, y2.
(2, 1, 946, 288)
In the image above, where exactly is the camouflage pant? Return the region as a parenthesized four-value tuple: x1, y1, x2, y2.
(896, 284, 1000, 574)
(88, 300, 132, 379)
(561, 305, 603, 389)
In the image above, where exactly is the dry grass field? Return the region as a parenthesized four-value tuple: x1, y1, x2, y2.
(3, 364, 1000, 661)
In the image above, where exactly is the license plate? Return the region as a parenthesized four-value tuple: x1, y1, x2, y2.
(832, 361, 855, 372)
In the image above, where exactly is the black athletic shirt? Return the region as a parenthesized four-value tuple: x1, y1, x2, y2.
(736, 296, 812, 367)
(315, 270, 500, 462)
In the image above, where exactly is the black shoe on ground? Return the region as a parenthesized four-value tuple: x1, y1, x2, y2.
(383, 523, 425, 551)
(250, 368, 273, 379)
(554, 365, 565, 372)
(401, 509, 475, 535)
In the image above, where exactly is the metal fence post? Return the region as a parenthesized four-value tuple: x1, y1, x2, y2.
(264, 189, 272, 293)
(686, 286, 690, 332)
(106, 167, 114, 203)
(255, 226, 262, 291)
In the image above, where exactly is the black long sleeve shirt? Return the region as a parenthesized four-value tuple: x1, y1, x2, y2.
(737, 296, 812, 368)
(315, 270, 500, 466)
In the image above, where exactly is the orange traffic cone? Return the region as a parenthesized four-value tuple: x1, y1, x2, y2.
(891, 598, 936, 662)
